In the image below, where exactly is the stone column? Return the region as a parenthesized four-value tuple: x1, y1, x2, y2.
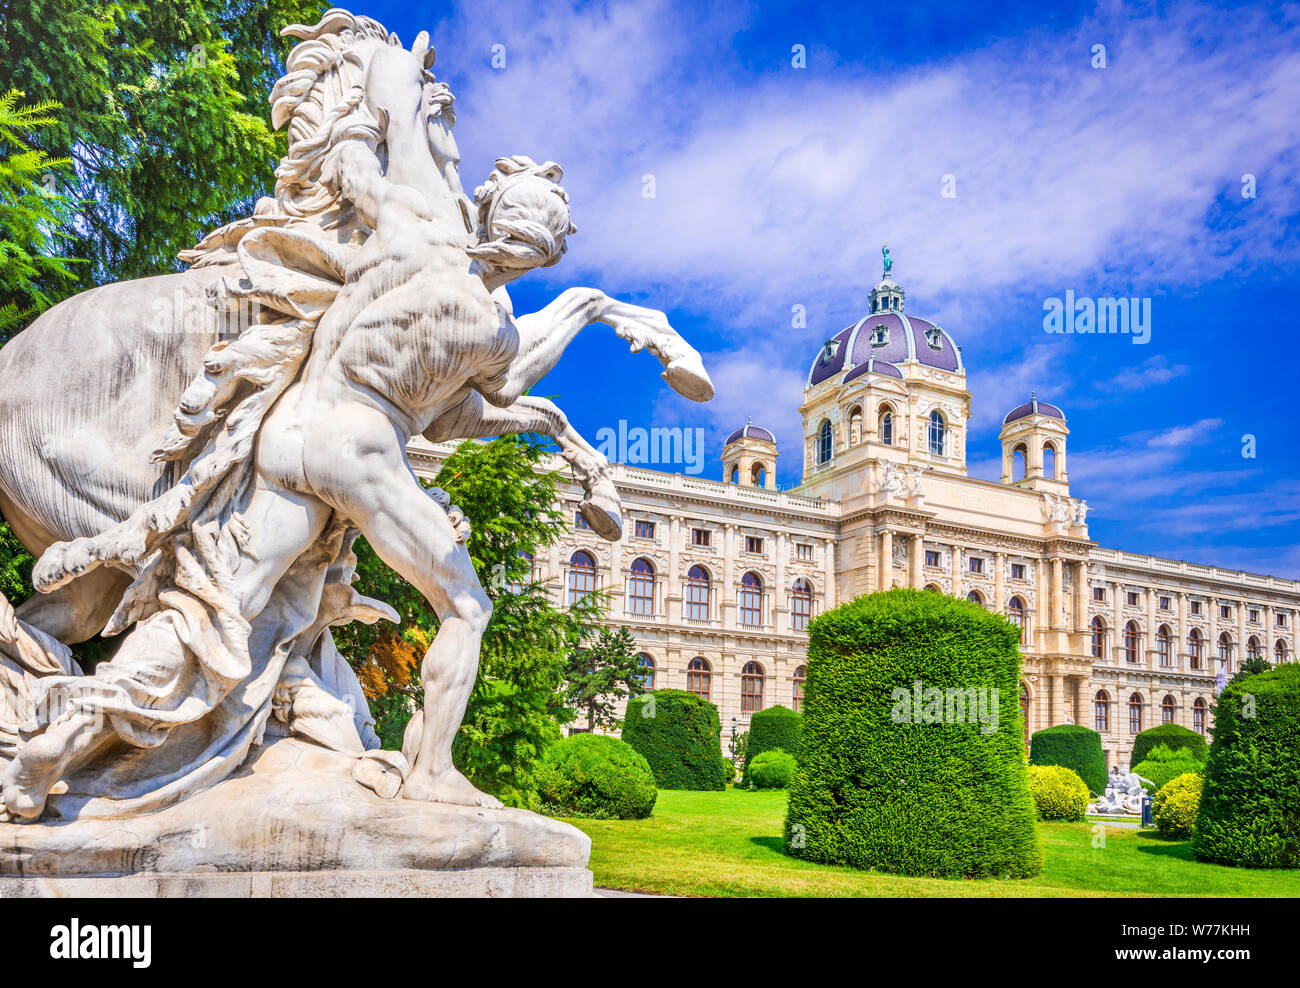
(1073, 561, 1088, 632)
(910, 534, 924, 589)
(774, 531, 788, 631)
(1111, 581, 1123, 664)
(1145, 587, 1158, 669)
(950, 542, 962, 599)
(1208, 598, 1220, 673)
(993, 552, 1005, 611)
(879, 530, 893, 591)
(823, 538, 836, 609)
(722, 523, 737, 628)
(1177, 591, 1189, 670)
(1236, 600, 1247, 668)
(1050, 557, 1064, 630)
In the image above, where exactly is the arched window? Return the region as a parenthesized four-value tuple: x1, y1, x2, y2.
(848, 406, 863, 444)
(1277, 639, 1289, 663)
(928, 409, 946, 456)
(967, 590, 984, 608)
(1218, 632, 1233, 671)
(1247, 635, 1261, 660)
(729, 464, 739, 484)
(1193, 696, 1207, 735)
(1007, 597, 1027, 643)
(635, 652, 656, 690)
(1043, 441, 1057, 479)
(1019, 683, 1030, 750)
(879, 408, 893, 445)
(568, 550, 596, 604)
(506, 551, 534, 594)
(627, 558, 655, 616)
(1128, 693, 1144, 734)
(1094, 689, 1110, 733)
(1189, 628, 1204, 670)
(741, 661, 765, 712)
(1091, 616, 1106, 659)
(1157, 625, 1172, 667)
(751, 462, 767, 487)
(739, 571, 763, 627)
(817, 419, 833, 464)
(791, 578, 813, 631)
(792, 665, 807, 712)
(1013, 443, 1028, 481)
(1161, 694, 1177, 725)
(924, 583, 941, 592)
(685, 565, 711, 621)
(1123, 621, 1140, 664)
(686, 657, 711, 699)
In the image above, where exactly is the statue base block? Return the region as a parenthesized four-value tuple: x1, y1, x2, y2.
(0, 738, 593, 898)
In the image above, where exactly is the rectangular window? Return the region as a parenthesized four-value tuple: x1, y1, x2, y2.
(1191, 601, 1202, 615)
(745, 536, 764, 554)
(691, 528, 711, 548)
(1278, 613, 1288, 628)
(1094, 587, 1106, 602)
(925, 550, 940, 568)
(1011, 563, 1025, 580)
(1220, 604, 1232, 620)
(574, 511, 590, 531)
(1249, 608, 1259, 622)
(1159, 596, 1171, 611)
(795, 543, 813, 562)
(1127, 592, 1139, 607)
(633, 520, 655, 540)
(968, 557, 984, 574)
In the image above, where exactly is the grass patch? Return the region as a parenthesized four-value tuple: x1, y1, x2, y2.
(562, 788, 1300, 898)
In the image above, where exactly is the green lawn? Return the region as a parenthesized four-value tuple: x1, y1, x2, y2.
(562, 788, 1300, 897)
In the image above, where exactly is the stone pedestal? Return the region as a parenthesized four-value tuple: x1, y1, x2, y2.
(0, 738, 593, 898)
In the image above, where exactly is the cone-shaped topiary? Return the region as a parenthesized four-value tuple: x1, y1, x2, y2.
(1130, 722, 1208, 766)
(621, 689, 726, 791)
(784, 588, 1042, 879)
(1029, 724, 1107, 795)
(741, 704, 802, 784)
(1192, 663, 1300, 868)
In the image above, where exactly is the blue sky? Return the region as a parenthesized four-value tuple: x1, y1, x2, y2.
(362, 0, 1300, 576)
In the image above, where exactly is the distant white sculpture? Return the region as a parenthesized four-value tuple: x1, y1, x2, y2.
(882, 463, 908, 497)
(0, 7, 713, 825)
(1074, 499, 1089, 527)
(1089, 767, 1154, 815)
(903, 464, 925, 497)
(1044, 493, 1070, 526)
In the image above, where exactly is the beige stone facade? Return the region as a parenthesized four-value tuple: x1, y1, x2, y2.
(405, 268, 1300, 772)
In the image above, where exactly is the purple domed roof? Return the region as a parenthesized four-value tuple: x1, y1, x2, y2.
(843, 355, 903, 383)
(725, 422, 776, 445)
(808, 312, 962, 387)
(1003, 396, 1065, 424)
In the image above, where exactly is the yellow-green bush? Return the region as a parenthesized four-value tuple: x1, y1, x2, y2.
(1152, 771, 1202, 840)
(1027, 764, 1089, 821)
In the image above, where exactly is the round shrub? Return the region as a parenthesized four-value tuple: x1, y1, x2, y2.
(742, 705, 802, 784)
(748, 749, 796, 789)
(1152, 772, 1202, 840)
(621, 689, 726, 791)
(784, 588, 1042, 879)
(1130, 744, 1205, 794)
(1130, 722, 1208, 766)
(1027, 765, 1089, 821)
(1029, 724, 1107, 795)
(1193, 663, 1300, 868)
(535, 734, 657, 819)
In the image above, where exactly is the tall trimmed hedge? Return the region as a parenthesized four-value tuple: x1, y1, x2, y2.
(1131, 722, 1208, 766)
(621, 689, 726, 791)
(1192, 663, 1300, 868)
(784, 589, 1042, 879)
(1029, 724, 1107, 795)
(742, 705, 802, 784)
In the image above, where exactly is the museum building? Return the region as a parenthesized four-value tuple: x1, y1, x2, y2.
(407, 260, 1300, 770)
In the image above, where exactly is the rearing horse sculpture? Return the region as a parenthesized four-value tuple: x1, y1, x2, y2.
(0, 7, 712, 820)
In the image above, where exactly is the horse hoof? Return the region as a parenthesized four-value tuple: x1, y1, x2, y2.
(663, 354, 714, 402)
(580, 491, 623, 542)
